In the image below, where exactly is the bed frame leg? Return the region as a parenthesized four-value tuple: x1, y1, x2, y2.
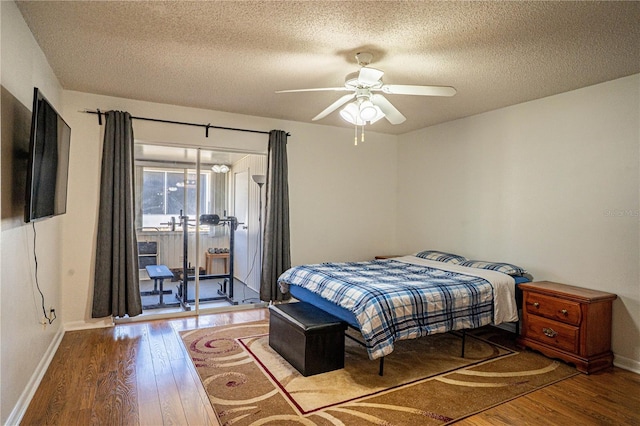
(379, 357, 384, 376)
(461, 330, 466, 357)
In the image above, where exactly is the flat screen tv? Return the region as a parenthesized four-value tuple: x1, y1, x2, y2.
(24, 87, 71, 222)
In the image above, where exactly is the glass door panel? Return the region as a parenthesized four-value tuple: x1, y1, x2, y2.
(134, 144, 199, 312)
(134, 143, 265, 314)
(197, 149, 234, 308)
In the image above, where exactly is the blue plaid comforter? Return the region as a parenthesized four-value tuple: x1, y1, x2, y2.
(278, 259, 495, 360)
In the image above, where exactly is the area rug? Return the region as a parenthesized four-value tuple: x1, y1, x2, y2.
(181, 320, 577, 425)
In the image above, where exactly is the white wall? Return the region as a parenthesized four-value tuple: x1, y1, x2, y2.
(287, 125, 398, 265)
(0, 1, 65, 423)
(396, 74, 640, 369)
(61, 90, 398, 328)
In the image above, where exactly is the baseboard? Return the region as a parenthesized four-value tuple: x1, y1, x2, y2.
(63, 318, 115, 331)
(5, 326, 65, 425)
(613, 353, 640, 374)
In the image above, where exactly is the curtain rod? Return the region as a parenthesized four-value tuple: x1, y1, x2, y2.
(82, 109, 290, 137)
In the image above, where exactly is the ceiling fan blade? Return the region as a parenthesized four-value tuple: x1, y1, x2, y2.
(379, 84, 457, 97)
(312, 93, 356, 121)
(276, 87, 350, 93)
(371, 94, 406, 124)
(358, 67, 385, 85)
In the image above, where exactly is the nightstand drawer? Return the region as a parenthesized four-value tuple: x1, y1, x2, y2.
(525, 315, 579, 353)
(525, 292, 581, 325)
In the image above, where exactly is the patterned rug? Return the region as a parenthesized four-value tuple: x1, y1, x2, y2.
(181, 320, 577, 425)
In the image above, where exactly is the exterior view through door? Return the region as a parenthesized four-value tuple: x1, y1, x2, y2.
(133, 143, 266, 313)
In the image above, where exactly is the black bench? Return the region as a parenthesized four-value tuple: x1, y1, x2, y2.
(269, 302, 347, 377)
(142, 265, 174, 309)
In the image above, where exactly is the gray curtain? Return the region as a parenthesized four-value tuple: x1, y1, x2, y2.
(260, 130, 291, 302)
(92, 111, 142, 318)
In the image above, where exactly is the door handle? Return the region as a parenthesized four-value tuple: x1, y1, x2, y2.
(242, 226, 248, 229)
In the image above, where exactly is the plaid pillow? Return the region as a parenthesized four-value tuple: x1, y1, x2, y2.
(415, 250, 467, 264)
(459, 260, 527, 276)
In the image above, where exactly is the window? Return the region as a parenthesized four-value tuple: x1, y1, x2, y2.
(140, 167, 210, 229)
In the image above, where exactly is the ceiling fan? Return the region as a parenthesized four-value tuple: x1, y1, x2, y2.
(276, 52, 456, 125)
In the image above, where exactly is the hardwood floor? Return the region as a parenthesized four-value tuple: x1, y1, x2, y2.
(21, 308, 640, 425)
(457, 367, 640, 425)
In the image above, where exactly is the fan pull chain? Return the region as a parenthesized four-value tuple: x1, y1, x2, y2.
(353, 124, 367, 146)
(354, 124, 358, 146)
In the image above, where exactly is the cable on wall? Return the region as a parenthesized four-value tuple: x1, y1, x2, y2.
(32, 222, 57, 325)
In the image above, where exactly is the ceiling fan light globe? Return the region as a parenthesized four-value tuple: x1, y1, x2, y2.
(340, 102, 359, 125)
(359, 100, 378, 121)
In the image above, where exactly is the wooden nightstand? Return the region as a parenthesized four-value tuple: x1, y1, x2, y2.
(516, 281, 616, 374)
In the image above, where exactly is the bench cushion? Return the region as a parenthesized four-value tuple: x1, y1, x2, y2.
(270, 301, 344, 332)
(145, 264, 174, 279)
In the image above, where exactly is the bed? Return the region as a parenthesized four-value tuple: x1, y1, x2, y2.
(278, 251, 530, 361)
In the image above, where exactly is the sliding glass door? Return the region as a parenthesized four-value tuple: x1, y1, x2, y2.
(134, 143, 266, 314)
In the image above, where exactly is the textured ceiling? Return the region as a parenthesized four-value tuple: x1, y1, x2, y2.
(16, 1, 640, 135)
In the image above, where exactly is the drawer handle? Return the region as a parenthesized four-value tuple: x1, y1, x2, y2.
(533, 302, 540, 308)
(542, 327, 558, 338)
(561, 309, 568, 316)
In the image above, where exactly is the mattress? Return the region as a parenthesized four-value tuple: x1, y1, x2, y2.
(289, 273, 531, 329)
